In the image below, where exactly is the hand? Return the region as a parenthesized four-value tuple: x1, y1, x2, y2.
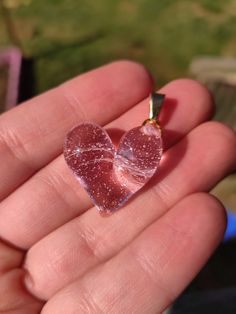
(0, 61, 235, 314)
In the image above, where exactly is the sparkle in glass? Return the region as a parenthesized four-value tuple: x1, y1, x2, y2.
(64, 122, 162, 213)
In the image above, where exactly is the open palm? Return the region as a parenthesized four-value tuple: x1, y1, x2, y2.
(0, 61, 235, 313)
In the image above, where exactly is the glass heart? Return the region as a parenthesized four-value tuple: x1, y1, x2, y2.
(64, 122, 162, 214)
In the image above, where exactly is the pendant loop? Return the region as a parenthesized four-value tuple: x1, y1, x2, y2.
(149, 92, 165, 120)
(143, 92, 165, 127)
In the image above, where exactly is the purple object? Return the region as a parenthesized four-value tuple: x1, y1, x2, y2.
(0, 47, 22, 110)
(64, 122, 163, 213)
(224, 211, 236, 241)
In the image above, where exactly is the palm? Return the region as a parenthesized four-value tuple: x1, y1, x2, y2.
(0, 61, 235, 314)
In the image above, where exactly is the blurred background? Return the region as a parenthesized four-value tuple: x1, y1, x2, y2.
(0, 0, 236, 312)
(1, 0, 236, 91)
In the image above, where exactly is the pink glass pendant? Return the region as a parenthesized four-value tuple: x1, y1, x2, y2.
(64, 93, 164, 214)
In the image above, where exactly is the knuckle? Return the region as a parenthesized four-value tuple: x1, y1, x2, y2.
(0, 129, 29, 164)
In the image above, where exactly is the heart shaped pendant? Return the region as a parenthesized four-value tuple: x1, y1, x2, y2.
(64, 93, 164, 214)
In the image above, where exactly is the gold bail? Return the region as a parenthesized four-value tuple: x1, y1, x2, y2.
(143, 92, 165, 127)
(149, 92, 165, 120)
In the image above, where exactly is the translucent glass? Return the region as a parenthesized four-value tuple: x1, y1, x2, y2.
(64, 122, 162, 213)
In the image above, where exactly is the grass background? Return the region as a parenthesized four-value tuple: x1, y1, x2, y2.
(1, 0, 236, 92)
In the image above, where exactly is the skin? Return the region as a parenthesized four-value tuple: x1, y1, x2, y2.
(0, 61, 235, 313)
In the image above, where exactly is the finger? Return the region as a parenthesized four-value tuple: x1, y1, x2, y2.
(24, 121, 236, 300)
(0, 61, 152, 200)
(0, 241, 23, 274)
(0, 79, 213, 249)
(41, 193, 226, 314)
(0, 269, 43, 313)
(111, 78, 214, 148)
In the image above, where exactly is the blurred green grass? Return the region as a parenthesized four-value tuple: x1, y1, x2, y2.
(1, 0, 236, 92)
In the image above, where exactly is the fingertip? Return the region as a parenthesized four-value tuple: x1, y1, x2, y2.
(162, 192, 227, 251)
(59, 59, 154, 117)
(186, 192, 227, 241)
(164, 78, 213, 102)
(108, 60, 154, 97)
(109, 59, 154, 84)
(201, 121, 236, 146)
(195, 121, 236, 173)
(161, 78, 214, 121)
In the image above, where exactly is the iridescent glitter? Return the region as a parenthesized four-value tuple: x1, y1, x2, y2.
(64, 122, 162, 213)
